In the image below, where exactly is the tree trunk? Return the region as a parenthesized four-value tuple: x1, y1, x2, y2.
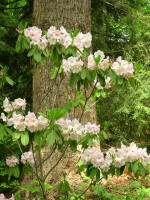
(32, 0, 92, 116)
(23, 1, 96, 199)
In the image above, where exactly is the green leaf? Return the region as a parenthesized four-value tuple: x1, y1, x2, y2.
(88, 136, 93, 147)
(13, 166, 20, 178)
(78, 164, 86, 172)
(97, 73, 105, 87)
(70, 29, 80, 38)
(89, 168, 97, 179)
(102, 171, 108, 179)
(46, 108, 67, 120)
(33, 49, 42, 63)
(109, 166, 115, 176)
(21, 132, 29, 146)
(116, 166, 125, 177)
(47, 130, 57, 146)
(102, 131, 108, 140)
(109, 69, 117, 83)
(50, 66, 58, 79)
(132, 162, 139, 173)
(22, 184, 41, 193)
(94, 186, 105, 195)
(34, 133, 41, 145)
(22, 37, 30, 50)
(43, 49, 50, 57)
(41, 56, 46, 65)
(81, 69, 88, 80)
(27, 48, 35, 57)
(70, 73, 80, 87)
(5, 76, 14, 86)
(38, 112, 48, 119)
(16, 35, 22, 52)
(0, 124, 6, 140)
(6, 127, 13, 135)
(96, 169, 100, 182)
(87, 70, 96, 82)
(69, 140, 77, 152)
(94, 55, 101, 65)
(44, 181, 52, 190)
(13, 132, 21, 140)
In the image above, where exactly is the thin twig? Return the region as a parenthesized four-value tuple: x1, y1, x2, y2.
(40, 145, 57, 166)
(44, 145, 68, 181)
(38, 146, 43, 179)
(79, 80, 98, 122)
(79, 97, 88, 123)
(31, 142, 47, 200)
(77, 181, 94, 199)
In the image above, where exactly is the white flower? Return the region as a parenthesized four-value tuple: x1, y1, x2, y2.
(37, 35, 48, 50)
(3, 97, 13, 113)
(21, 151, 34, 165)
(38, 116, 49, 131)
(62, 57, 83, 73)
(25, 112, 38, 132)
(84, 122, 100, 134)
(12, 98, 26, 110)
(0, 113, 7, 122)
(24, 26, 42, 42)
(6, 156, 19, 167)
(105, 77, 111, 89)
(87, 54, 96, 70)
(112, 57, 134, 78)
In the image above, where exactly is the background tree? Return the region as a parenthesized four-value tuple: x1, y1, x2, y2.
(92, 0, 150, 148)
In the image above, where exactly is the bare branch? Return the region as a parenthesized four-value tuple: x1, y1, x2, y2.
(44, 145, 68, 181)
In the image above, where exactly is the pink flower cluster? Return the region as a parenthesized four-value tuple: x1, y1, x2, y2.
(81, 147, 112, 171)
(24, 26, 48, 50)
(1, 98, 49, 132)
(56, 118, 100, 141)
(73, 32, 92, 51)
(24, 112, 49, 132)
(62, 57, 84, 73)
(108, 142, 150, 167)
(87, 50, 109, 71)
(7, 112, 25, 131)
(94, 76, 111, 90)
(81, 147, 111, 171)
(6, 156, 19, 167)
(23, 26, 134, 78)
(6, 152, 34, 167)
(0, 194, 14, 200)
(3, 97, 26, 113)
(112, 56, 134, 78)
(84, 122, 100, 135)
(21, 151, 34, 165)
(81, 143, 150, 172)
(47, 26, 72, 48)
(24, 26, 92, 50)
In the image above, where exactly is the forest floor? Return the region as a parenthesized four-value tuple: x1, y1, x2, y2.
(84, 173, 150, 200)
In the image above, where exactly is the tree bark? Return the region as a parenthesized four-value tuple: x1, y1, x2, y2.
(32, 0, 92, 117)
(22, 1, 96, 199)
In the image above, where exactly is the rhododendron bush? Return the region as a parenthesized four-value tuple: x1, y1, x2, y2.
(0, 26, 148, 199)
